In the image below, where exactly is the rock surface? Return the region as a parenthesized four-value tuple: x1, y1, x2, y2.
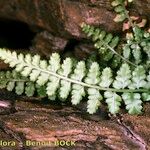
(0, 95, 149, 150)
(0, 0, 149, 56)
(0, 0, 149, 38)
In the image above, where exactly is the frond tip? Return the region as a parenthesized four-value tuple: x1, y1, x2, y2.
(0, 48, 149, 115)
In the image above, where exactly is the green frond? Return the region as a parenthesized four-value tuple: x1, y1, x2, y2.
(0, 49, 149, 115)
(81, 23, 137, 66)
(81, 23, 119, 62)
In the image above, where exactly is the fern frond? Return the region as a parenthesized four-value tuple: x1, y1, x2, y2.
(81, 23, 119, 60)
(0, 49, 149, 115)
(81, 23, 136, 66)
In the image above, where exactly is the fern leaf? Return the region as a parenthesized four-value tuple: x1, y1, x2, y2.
(48, 53, 60, 72)
(71, 61, 86, 105)
(15, 81, 24, 95)
(104, 91, 122, 114)
(46, 76, 60, 99)
(123, 27, 150, 66)
(30, 70, 40, 81)
(22, 67, 32, 77)
(0, 70, 46, 97)
(36, 84, 47, 97)
(129, 66, 147, 89)
(142, 93, 150, 102)
(37, 72, 49, 86)
(87, 88, 102, 114)
(113, 64, 131, 89)
(122, 93, 142, 114)
(123, 45, 131, 59)
(100, 67, 113, 88)
(146, 71, 150, 89)
(71, 84, 85, 105)
(5, 71, 15, 91)
(25, 54, 32, 64)
(7, 81, 15, 91)
(114, 13, 126, 22)
(132, 44, 142, 64)
(46, 54, 61, 97)
(84, 62, 102, 113)
(25, 82, 35, 97)
(59, 58, 72, 100)
(32, 55, 41, 66)
(84, 62, 100, 85)
(111, 0, 124, 7)
(59, 80, 71, 100)
(71, 61, 86, 81)
(16, 64, 24, 72)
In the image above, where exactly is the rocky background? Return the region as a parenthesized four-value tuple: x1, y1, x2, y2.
(0, 0, 150, 149)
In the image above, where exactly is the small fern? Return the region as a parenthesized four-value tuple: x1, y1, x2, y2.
(81, 23, 136, 66)
(81, 23, 119, 60)
(0, 49, 149, 115)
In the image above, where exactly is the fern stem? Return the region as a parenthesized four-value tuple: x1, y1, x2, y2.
(1, 51, 149, 94)
(106, 44, 137, 67)
(14, 61, 148, 93)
